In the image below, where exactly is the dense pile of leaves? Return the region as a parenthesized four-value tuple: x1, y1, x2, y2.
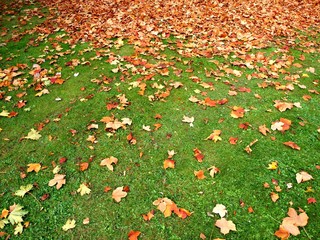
(36, 0, 320, 52)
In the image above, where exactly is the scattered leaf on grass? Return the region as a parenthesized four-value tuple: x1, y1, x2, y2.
(194, 170, 205, 179)
(77, 183, 91, 196)
(48, 174, 66, 189)
(215, 218, 237, 235)
(283, 141, 300, 150)
(24, 129, 41, 140)
(112, 187, 128, 202)
(14, 184, 33, 197)
(128, 230, 141, 240)
(62, 219, 76, 231)
(100, 156, 118, 171)
(212, 204, 227, 218)
(296, 171, 313, 183)
(163, 159, 175, 169)
(27, 163, 41, 173)
(208, 166, 220, 178)
(8, 204, 28, 225)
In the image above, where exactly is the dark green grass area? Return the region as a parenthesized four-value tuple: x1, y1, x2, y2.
(0, 2, 320, 240)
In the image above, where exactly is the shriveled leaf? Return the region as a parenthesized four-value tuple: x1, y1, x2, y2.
(206, 130, 222, 142)
(208, 166, 220, 178)
(283, 141, 300, 150)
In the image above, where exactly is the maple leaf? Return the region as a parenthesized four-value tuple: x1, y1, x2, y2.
(270, 192, 279, 202)
(48, 174, 66, 189)
(259, 125, 270, 136)
(267, 161, 278, 170)
(228, 137, 238, 145)
(14, 184, 33, 197)
(281, 208, 308, 236)
(27, 163, 41, 173)
(274, 226, 290, 239)
(230, 106, 245, 118)
(193, 148, 204, 162)
(24, 128, 41, 140)
(244, 139, 258, 154)
(62, 219, 76, 231)
(194, 170, 205, 179)
(14, 223, 23, 235)
(163, 159, 175, 169)
(212, 204, 227, 218)
(77, 183, 91, 196)
(153, 198, 181, 218)
(283, 141, 300, 150)
(296, 171, 313, 183)
(100, 156, 118, 171)
(8, 204, 28, 225)
(112, 187, 128, 202)
(182, 115, 194, 127)
(207, 166, 220, 178)
(206, 130, 222, 142)
(142, 210, 154, 221)
(142, 125, 151, 132)
(274, 100, 294, 112)
(0, 110, 9, 117)
(78, 162, 89, 171)
(128, 230, 141, 240)
(215, 218, 236, 235)
(307, 198, 316, 204)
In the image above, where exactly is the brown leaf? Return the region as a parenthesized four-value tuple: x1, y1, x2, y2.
(283, 141, 300, 150)
(100, 156, 118, 171)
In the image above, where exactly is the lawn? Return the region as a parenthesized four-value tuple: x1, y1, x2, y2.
(0, 0, 319, 239)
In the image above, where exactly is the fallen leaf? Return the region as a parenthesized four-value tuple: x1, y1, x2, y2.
(206, 130, 222, 142)
(267, 161, 278, 170)
(228, 137, 238, 145)
(194, 170, 206, 179)
(14, 223, 23, 235)
(128, 230, 141, 240)
(112, 187, 128, 202)
(83, 218, 90, 225)
(274, 226, 290, 239)
(230, 106, 245, 118)
(182, 115, 194, 127)
(24, 129, 41, 140)
(193, 148, 204, 162)
(78, 162, 89, 171)
(270, 192, 279, 202)
(163, 159, 175, 169)
(296, 171, 313, 183)
(212, 204, 227, 218)
(48, 174, 66, 189)
(62, 219, 76, 231)
(27, 163, 41, 173)
(307, 198, 316, 204)
(100, 156, 118, 171)
(142, 210, 154, 221)
(283, 141, 300, 150)
(244, 139, 258, 154)
(77, 183, 91, 196)
(215, 218, 237, 235)
(14, 184, 33, 197)
(259, 125, 270, 136)
(8, 204, 28, 225)
(207, 166, 220, 178)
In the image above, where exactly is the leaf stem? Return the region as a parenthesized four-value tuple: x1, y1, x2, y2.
(28, 192, 43, 210)
(303, 227, 311, 240)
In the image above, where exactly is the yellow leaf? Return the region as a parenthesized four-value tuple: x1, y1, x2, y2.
(27, 163, 41, 173)
(24, 128, 41, 140)
(14, 184, 33, 197)
(8, 204, 28, 225)
(267, 161, 278, 170)
(62, 219, 76, 231)
(14, 223, 23, 235)
(77, 183, 91, 196)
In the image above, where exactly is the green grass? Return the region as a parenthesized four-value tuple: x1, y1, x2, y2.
(0, 1, 319, 239)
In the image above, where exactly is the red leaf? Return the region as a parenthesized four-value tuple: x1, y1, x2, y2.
(307, 198, 316, 204)
(128, 230, 141, 240)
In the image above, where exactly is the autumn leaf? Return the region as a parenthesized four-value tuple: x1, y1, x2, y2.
(194, 170, 205, 179)
(142, 210, 154, 221)
(274, 100, 294, 112)
(14, 184, 33, 197)
(296, 171, 313, 183)
(100, 156, 118, 171)
(279, 208, 309, 236)
(27, 163, 41, 173)
(283, 141, 300, 150)
(78, 162, 89, 171)
(244, 139, 258, 154)
(112, 187, 128, 202)
(62, 219, 76, 231)
(24, 128, 41, 140)
(270, 192, 279, 202)
(8, 204, 28, 225)
(307, 198, 316, 204)
(128, 230, 141, 240)
(207, 166, 220, 178)
(228, 137, 238, 145)
(193, 148, 204, 162)
(206, 130, 222, 142)
(48, 174, 66, 189)
(259, 125, 270, 136)
(77, 183, 91, 196)
(163, 159, 175, 169)
(212, 204, 227, 218)
(14, 223, 23, 235)
(182, 115, 194, 127)
(215, 218, 237, 235)
(267, 161, 278, 170)
(230, 106, 245, 118)
(274, 226, 290, 239)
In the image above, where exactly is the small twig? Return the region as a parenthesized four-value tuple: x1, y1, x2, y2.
(303, 227, 312, 240)
(28, 192, 43, 210)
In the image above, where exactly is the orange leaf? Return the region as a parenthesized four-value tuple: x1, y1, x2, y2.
(193, 148, 204, 162)
(270, 192, 279, 202)
(248, 206, 254, 213)
(112, 186, 127, 202)
(128, 230, 141, 240)
(259, 125, 270, 136)
(194, 170, 206, 179)
(205, 130, 222, 142)
(274, 226, 290, 239)
(78, 162, 89, 171)
(104, 186, 112, 193)
(176, 208, 192, 219)
(142, 210, 154, 221)
(153, 123, 162, 131)
(163, 159, 175, 169)
(230, 106, 245, 118)
(27, 163, 41, 173)
(283, 141, 300, 150)
(229, 137, 238, 145)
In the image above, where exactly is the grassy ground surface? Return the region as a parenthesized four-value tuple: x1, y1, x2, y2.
(0, 0, 319, 239)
